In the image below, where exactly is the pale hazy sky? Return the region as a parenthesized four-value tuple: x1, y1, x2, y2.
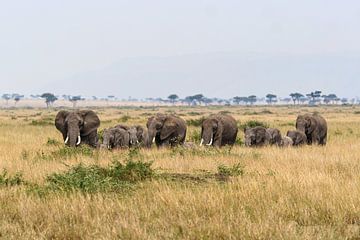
(1, 0, 360, 98)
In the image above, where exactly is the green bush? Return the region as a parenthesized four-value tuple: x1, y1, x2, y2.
(30, 119, 53, 126)
(186, 117, 205, 127)
(238, 120, 269, 130)
(46, 138, 61, 146)
(45, 160, 154, 193)
(217, 163, 245, 178)
(0, 169, 26, 187)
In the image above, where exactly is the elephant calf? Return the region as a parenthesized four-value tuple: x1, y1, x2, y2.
(286, 130, 307, 146)
(101, 127, 130, 149)
(200, 114, 238, 147)
(281, 136, 293, 147)
(244, 126, 283, 147)
(244, 126, 270, 147)
(266, 128, 282, 146)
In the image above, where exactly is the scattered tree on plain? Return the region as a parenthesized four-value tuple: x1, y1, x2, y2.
(41, 93, 58, 108)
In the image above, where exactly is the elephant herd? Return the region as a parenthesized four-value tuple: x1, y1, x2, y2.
(55, 110, 328, 149)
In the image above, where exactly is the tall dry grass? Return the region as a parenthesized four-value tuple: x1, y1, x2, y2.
(0, 106, 360, 239)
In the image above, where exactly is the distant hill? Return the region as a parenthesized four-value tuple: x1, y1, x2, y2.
(50, 52, 360, 98)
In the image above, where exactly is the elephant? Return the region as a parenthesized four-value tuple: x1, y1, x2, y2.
(105, 125, 150, 148)
(55, 110, 100, 147)
(286, 130, 307, 146)
(296, 113, 328, 145)
(200, 114, 238, 147)
(266, 128, 282, 146)
(281, 136, 293, 147)
(101, 127, 130, 149)
(244, 126, 270, 147)
(132, 125, 150, 148)
(147, 113, 187, 147)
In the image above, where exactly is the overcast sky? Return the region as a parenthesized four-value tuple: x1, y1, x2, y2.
(1, 0, 360, 98)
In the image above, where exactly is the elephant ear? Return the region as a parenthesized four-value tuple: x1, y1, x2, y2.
(160, 117, 177, 140)
(79, 110, 100, 136)
(55, 110, 69, 139)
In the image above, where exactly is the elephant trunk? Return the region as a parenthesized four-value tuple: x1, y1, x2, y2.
(200, 128, 214, 146)
(148, 128, 157, 146)
(67, 125, 81, 147)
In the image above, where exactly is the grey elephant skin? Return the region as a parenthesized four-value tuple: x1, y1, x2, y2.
(101, 127, 130, 149)
(281, 136, 293, 147)
(200, 114, 238, 147)
(266, 128, 282, 146)
(286, 130, 307, 146)
(55, 110, 100, 147)
(102, 125, 150, 149)
(296, 114, 328, 145)
(147, 114, 187, 147)
(244, 126, 270, 147)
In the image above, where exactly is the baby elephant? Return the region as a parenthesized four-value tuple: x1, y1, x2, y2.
(281, 136, 293, 147)
(286, 130, 307, 146)
(101, 127, 130, 149)
(244, 126, 282, 147)
(244, 126, 270, 147)
(266, 128, 282, 146)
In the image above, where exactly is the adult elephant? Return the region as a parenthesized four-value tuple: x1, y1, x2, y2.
(200, 114, 238, 147)
(55, 110, 100, 147)
(296, 113, 328, 145)
(147, 114, 187, 147)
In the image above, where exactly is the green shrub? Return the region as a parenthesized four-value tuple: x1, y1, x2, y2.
(189, 130, 201, 143)
(30, 119, 53, 126)
(46, 138, 61, 146)
(238, 120, 269, 130)
(186, 117, 205, 127)
(119, 115, 131, 122)
(0, 169, 26, 187)
(217, 163, 245, 178)
(45, 160, 154, 193)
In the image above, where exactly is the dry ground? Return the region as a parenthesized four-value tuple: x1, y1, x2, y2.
(0, 105, 360, 239)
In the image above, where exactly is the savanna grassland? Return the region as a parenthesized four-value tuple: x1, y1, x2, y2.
(1, 105, 360, 239)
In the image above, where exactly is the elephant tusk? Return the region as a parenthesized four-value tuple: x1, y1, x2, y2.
(200, 139, 204, 146)
(136, 140, 139, 144)
(130, 140, 133, 145)
(206, 138, 213, 146)
(108, 145, 111, 150)
(64, 136, 69, 144)
(76, 136, 81, 146)
(152, 137, 156, 143)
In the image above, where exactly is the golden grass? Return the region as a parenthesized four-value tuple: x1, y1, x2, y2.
(1, 106, 360, 239)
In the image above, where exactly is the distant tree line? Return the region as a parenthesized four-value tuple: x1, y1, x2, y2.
(0, 90, 356, 107)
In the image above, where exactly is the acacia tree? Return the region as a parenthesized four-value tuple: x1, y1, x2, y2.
(2, 94, 11, 105)
(12, 94, 24, 106)
(265, 94, 277, 105)
(41, 93, 58, 108)
(290, 93, 304, 105)
(168, 94, 179, 104)
(248, 95, 257, 105)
